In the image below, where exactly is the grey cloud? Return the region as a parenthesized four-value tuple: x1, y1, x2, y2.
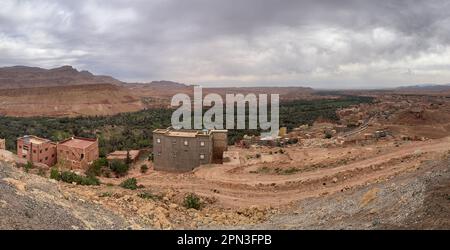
(0, 0, 450, 88)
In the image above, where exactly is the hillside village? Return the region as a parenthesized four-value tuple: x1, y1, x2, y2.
(1, 93, 449, 229)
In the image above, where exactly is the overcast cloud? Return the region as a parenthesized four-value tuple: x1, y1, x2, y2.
(1, 0, 450, 88)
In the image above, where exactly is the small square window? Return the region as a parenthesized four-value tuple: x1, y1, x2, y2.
(200, 141, 205, 147)
(200, 154, 205, 160)
(184, 140, 188, 146)
(45, 157, 48, 160)
(45, 148, 48, 151)
(156, 138, 161, 144)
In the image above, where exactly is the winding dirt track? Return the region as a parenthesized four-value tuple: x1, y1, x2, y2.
(137, 137, 450, 208)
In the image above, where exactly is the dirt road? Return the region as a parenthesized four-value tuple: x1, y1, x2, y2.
(134, 137, 450, 208)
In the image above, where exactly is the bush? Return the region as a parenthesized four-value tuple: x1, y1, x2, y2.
(138, 192, 162, 200)
(38, 168, 46, 177)
(120, 178, 138, 190)
(109, 160, 129, 176)
(54, 170, 100, 186)
(140, 164, 148, 173)
(24, 161, 33, 173)
(50, 168, 61, 180)
(183, 193, 202, 210)
(86, 158, 108, 177)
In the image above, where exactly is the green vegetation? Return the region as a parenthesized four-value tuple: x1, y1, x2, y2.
(138, 191, 162, 200)
(120, 178, 138, 190)
(24, 161, 33, 173)
(110, 160, 129, 177)
(183, 193, 202, 210)
(0, 96, 373, 154)
(50, 169, 100, 186)
(50, 168, 60, 180)
(140, 164, 149, 173)
(86, 157, 108, 177)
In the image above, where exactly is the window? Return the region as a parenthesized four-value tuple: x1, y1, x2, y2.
(19, 146, 22, 149)
(39, 159, 42, 162)
(45, 157, 48, 160)
(52, 154, 55, 158)
(22, 155, 26, 158)
(33, 150, 36, 153)
(45, 148, 48, 151)
(40, 150, 42, 153)
(184, 140, 189, 146)
(200, 141, 205, 147)
(200, 154, 205, 160)
(156, 138, 161, 144)
(80, 154, 84, 160)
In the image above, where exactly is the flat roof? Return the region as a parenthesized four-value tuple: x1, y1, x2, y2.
(59, 137, 96, 149)
(107, 150, 140, 160)
(153, 127, 227, 138)
(19, 135, 51, 145)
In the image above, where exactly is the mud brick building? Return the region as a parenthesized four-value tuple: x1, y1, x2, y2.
(16, 135, 57, 167)
(153, 127, 227, 172)
(106, 150, 140, 164)
(57, 137, 99, 169)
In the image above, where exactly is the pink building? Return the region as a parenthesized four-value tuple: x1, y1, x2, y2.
(17, 135, 57, 167)
(57, 137, 99, 169)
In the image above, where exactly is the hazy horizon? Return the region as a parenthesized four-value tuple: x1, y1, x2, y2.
(1, 0, 450, 88)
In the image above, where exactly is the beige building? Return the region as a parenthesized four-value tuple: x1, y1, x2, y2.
(57, 137, 99, 169)
(153, 128, 227, 172)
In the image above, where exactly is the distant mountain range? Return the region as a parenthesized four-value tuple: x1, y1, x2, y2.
(0, 65, 124, 89)
(394, 83, 450, 92)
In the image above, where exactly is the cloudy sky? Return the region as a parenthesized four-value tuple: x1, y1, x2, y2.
(1, 0, 450, 88)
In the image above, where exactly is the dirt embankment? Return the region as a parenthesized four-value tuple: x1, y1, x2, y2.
(0, 161, 131, 229)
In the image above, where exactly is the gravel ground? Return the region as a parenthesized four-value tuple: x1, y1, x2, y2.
(0, 161, 130, 229)
(1, 156, 448, 230)
(215, 156, 450, 229)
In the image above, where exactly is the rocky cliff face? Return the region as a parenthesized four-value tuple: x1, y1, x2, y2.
(0, 65, 122, 89)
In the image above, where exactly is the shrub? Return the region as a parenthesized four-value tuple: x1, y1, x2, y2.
(37, 168, 46, 177)
(183, 193, 202, 210)
(24, 161, 33, 173)
(120, 178, 138, 190)
(110, 160, 129, 177)
(138, 192, 162, 200)
(50, 168, 61, 180)
(56, 170, 100, 186)
(86, 157, 108, 177)
(140, 164, 148, 173)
